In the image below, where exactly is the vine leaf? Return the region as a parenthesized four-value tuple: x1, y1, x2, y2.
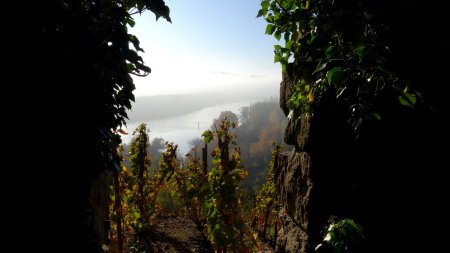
(202, 130, 213, 144)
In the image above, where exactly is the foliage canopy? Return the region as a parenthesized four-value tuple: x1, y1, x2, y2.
(30, 0, 171, 250)
(259, 0, 449, 134)
(36, 0, 171, 177)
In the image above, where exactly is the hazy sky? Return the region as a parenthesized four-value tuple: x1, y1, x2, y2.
(129, 0, 281, 97)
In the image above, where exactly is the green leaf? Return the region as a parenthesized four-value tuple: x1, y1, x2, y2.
(265, 24, 276, 35)
(127, 18, 136, 28)
(305, 84, 310, 92)
(313, 60, 327, 74)
(399, 92, 416, 108)
(325, 45, 339, 60)
(274, 30, 282, 41)
(261, 0, 269, 9)
(274, 54, 281, 63)
(256, 9, 266, 18)
(307, 35, 317, 45)
(202, 130, 213, 144)
(273, 11, 281, 22)
(210, 209, 218, 219)
(371, 112, 382, 120)
(127, 63, 134, 72)
(285, 40, 294, 49)
(133, 210, 141, 219)
(355, 45, 370, 63)
(326, 67, 347, 86)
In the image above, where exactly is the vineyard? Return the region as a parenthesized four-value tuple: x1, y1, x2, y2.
(107, 118, 281, 253)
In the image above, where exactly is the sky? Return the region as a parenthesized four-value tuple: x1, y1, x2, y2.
(129, 0, 282, 97)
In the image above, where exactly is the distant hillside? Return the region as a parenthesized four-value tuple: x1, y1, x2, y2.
(187, 97, 292, 192)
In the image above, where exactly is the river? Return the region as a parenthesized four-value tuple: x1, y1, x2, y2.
(122, 100, 255, 155)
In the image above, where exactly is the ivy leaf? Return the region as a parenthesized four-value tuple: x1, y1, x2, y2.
(147, 1, 172, 23)
(285, 40, 294, 49)
(355, 45, 371, 63)
(127, 18, 136, 27)
(274, 30, 282, 41)
(129, 34, 144, 52)
(261, 0, 270, 9)
(313, 60, 327, 74)
(265, 24, 276, 35)
(326, 67, 347, 86)
(399, 92, 416, 108)
(256, 8, 266, 18)
(325, 45, 339, 60)
(202, 130, 213, 144)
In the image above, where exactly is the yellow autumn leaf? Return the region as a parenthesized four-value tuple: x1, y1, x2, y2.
(307, 92, 315, 104)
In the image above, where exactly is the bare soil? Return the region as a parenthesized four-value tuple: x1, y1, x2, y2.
(135, 215, 274, 253)
(140, 216, 213, 253)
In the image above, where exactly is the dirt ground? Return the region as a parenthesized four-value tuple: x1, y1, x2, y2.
(132, 215, 274, 253)
(140, 216, 213, 253)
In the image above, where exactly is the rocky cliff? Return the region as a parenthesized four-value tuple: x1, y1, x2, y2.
(274, 65, 449, 252)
